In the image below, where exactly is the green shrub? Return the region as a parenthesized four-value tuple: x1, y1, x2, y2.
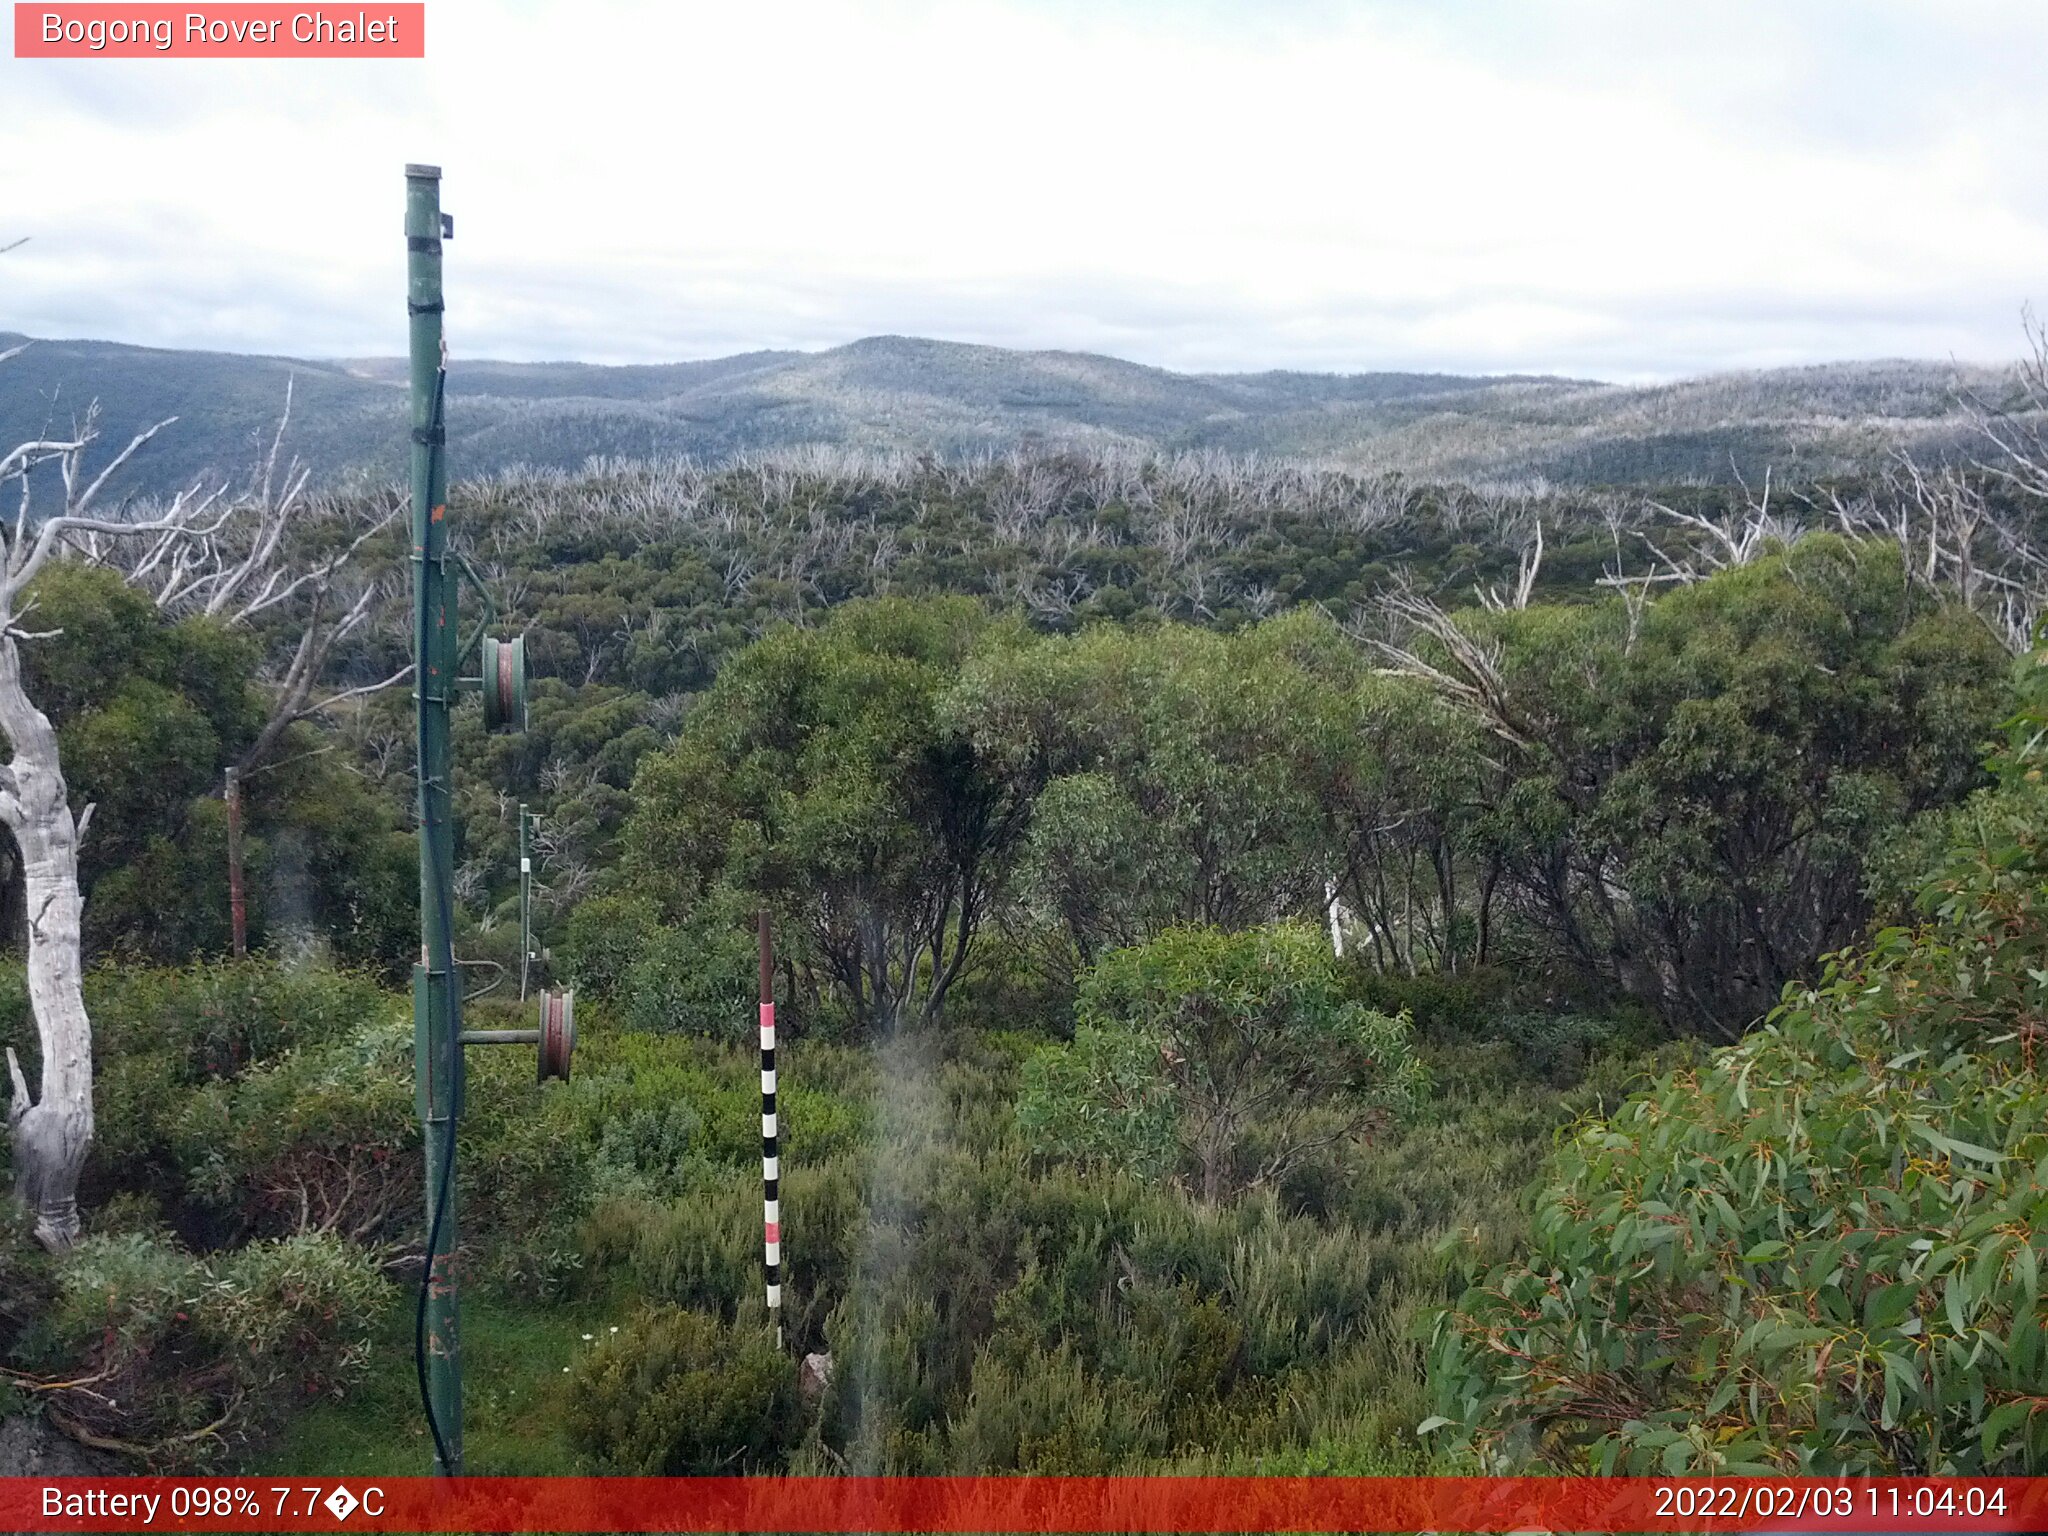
(939, 934, 1075, 1038)
(1340, 966, 1517, 1039)
(88, 960, 390, 1080)
(620, 920, 756, 1041)
(31, 1228, 390, 1461)
(42, 960, 392, 1199)
(1467, 1011, 1663, 1089)
(456, 1019, 595, 1294)
(581, 1156, 864, 1350)
(540, 974, 1558, 1476)
(567, 893, 758, 1041)
(817, 1292, 951, 1471)
(945, 1344, 1164, 1472)
(170, 1017, 415, 1242)
(566, 1305, 800, 1473)
(206, 1234, 393, 1398)
(571, 1029, 870, 1180)
(564, 893, 661, 1000)
(1427, 652, 2048, 1474)
(1020, 923, 1426, 1201)
(0, 1202, 55, 1360)
(1429, 988, 2048, 1473)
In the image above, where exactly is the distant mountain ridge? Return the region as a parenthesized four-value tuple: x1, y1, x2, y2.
(0, 330, 2016, 500)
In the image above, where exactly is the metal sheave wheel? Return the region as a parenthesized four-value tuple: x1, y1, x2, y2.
(481, 634, 527, 733)
(537, 987, 575, 1082)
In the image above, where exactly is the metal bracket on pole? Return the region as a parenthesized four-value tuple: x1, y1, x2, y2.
(452, 549, 500, 671)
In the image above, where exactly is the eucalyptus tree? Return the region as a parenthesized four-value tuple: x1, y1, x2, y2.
(1373, 536, 2007, 1035)
(948, 620, 1328, 983)
(622, 597, 1035, 1035)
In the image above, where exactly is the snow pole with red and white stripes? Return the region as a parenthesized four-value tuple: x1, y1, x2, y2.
(758, 909, 782, 1349)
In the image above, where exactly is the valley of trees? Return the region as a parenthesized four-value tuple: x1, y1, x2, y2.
(2, 339, 2047, 1477)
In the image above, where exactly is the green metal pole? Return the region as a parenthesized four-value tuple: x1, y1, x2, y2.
(406, 162, 463, 1478)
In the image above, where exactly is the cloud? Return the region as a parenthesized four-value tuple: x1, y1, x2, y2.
(1, 0, 2042, 378)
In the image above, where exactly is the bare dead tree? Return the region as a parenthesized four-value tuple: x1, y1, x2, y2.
(1959, 308, 2048, 507)
(1023, 570, 1094, 624)
(1803, 452, 2048, 654)
(1476, 519, 1544, 612)
(1639, 464, 1806, 583)
(1360, 574, 1534, 751)
(97, 385, 411, 777)
(1592, 504, 1662, 653)
(1, 378, 221, 1250)
(29, 391, 407, 1097)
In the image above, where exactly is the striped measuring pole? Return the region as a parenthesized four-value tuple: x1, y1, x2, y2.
(758, 910, 782, 1349)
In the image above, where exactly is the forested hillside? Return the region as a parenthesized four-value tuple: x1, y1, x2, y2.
(1, 331, 2032, 504)
(2, 407, 2046, 1475)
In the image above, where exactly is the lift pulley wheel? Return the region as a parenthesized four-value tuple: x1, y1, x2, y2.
(537, 986, 575, 1082)
(481, 634, 527, 733)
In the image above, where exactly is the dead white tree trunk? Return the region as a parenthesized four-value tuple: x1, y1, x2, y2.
(1, 340, 210, 1249)
(1, 635, 92, 1250)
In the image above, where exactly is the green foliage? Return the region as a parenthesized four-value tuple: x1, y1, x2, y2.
(243, 738, 416, 976)
(0, 959, 391, 1216)
(45, 961, 392, 1204)
(621, 597, 1031, 1035)
(1020, 924, 1426, 1201)
(206, 1234, 394, 1394)
(0, 432, 2017, 1480)
(4, 954, 1623, 1477)
(575, 1028, 872, 1178)
(945, 1344, 1165, 1471)
(1341, 967, 1522, 1039)
(1427, 648, 2048, 1473)
(0, 1202, 55, 1363)
(567, 892, 756, 1040)
(581, 1159, 864, 1350)
(21, 566, 252, 959)
(952, 621, 1332, 965)
(169, 1017, 416, 1243)
(566, 1306, 800, 1473)
(563, 892, 662, 1000)
(568, 539, 1995, 1047)
(1472, 536, 2007, 1032)
(3, 565, 412, 969)
(254, 1292, 616, 1477)
(30, 1228, 391, 1461)
(551, 1021, 1541, 1476)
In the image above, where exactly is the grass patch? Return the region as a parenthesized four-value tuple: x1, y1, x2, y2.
(253, 1290, 631, 1476)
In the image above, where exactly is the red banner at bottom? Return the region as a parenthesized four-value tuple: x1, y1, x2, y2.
(6, 1476, 2046, 1533)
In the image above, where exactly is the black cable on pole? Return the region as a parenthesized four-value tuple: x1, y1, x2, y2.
(413, 365, 457, 1475)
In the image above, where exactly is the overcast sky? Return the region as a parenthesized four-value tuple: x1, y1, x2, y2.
(3, 0, 2044, 380)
